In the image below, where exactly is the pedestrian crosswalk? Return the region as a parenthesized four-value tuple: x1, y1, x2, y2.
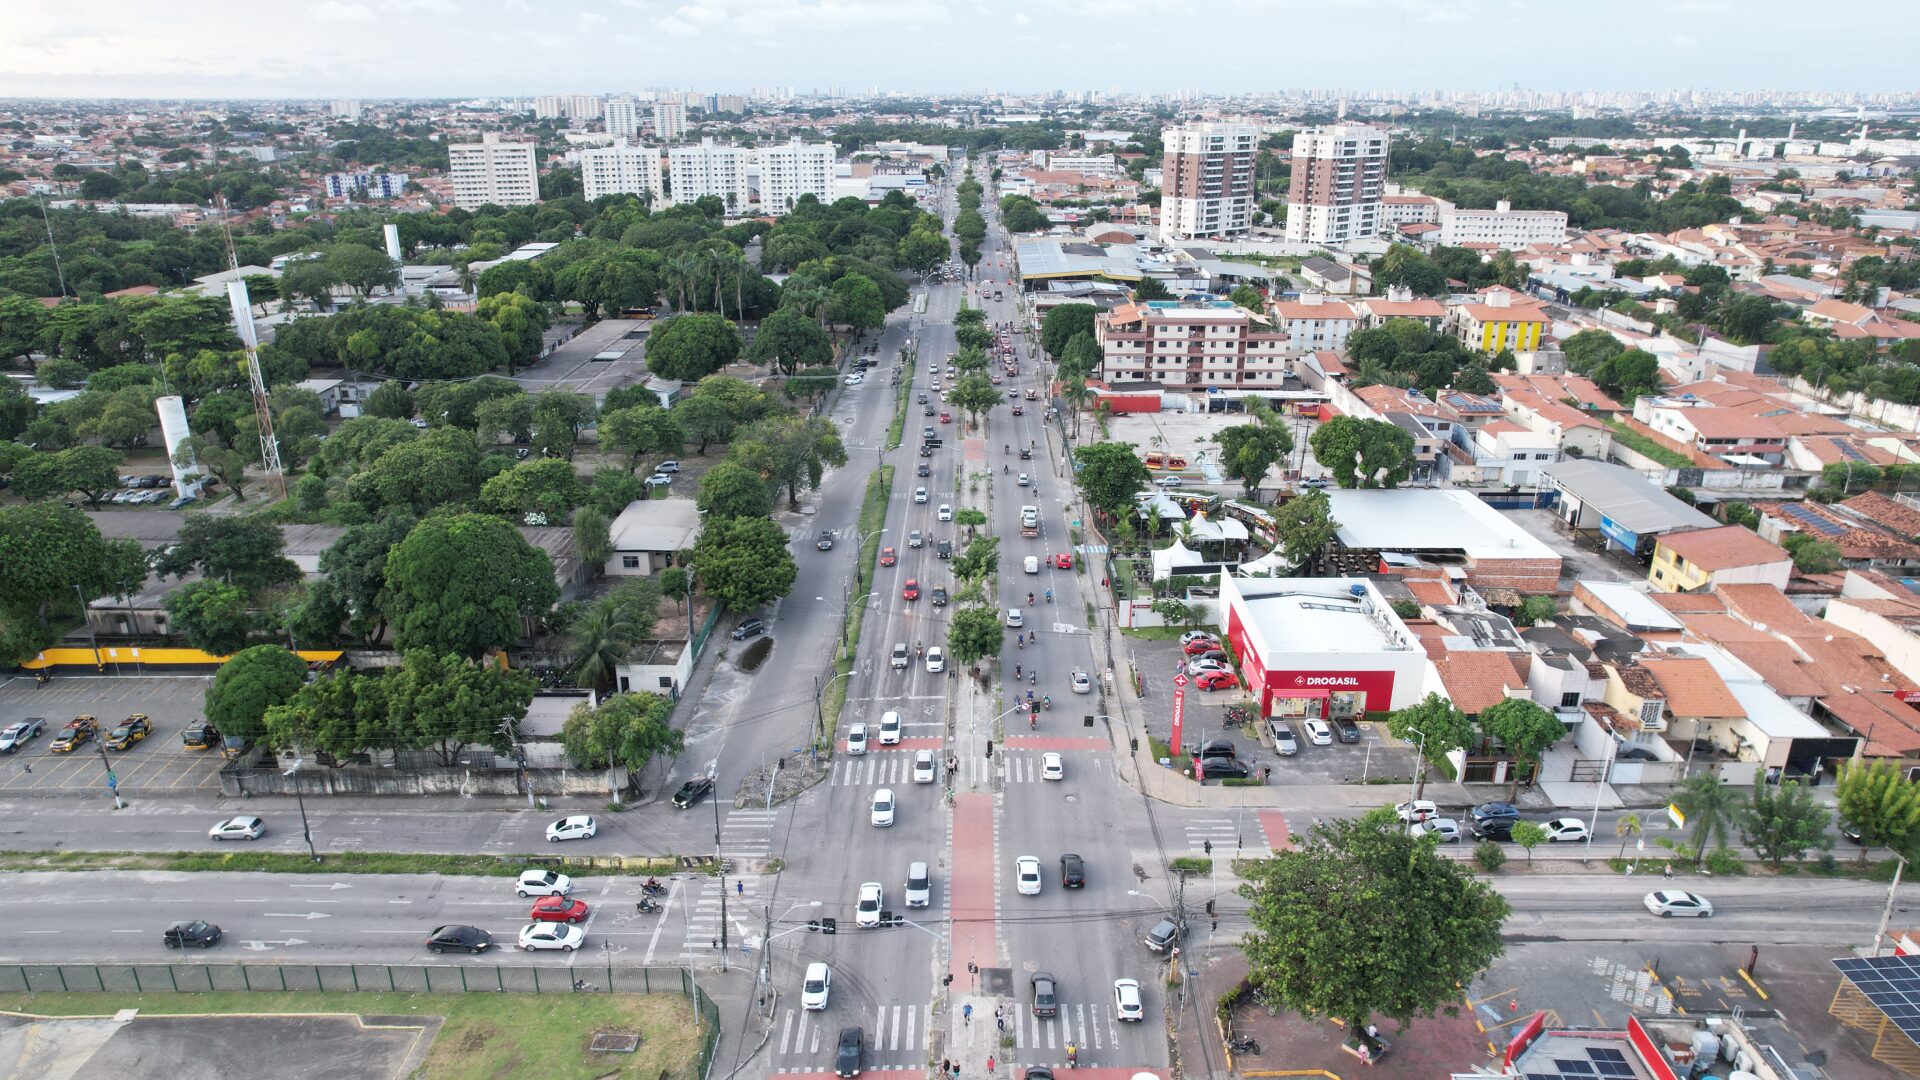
(720, 808, 777, 860)
(1183, 816, 1255, 857)
(831, 753, 1097, 788)
(642, 874, 765, 963)
(775, 1003, 926, 1070)
(1008, 1002, 1118, 1057)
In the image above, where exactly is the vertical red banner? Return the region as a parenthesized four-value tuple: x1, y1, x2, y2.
(1171, 680, 1187, 757)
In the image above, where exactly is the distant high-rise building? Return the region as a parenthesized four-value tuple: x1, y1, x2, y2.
(565, 95, 603, 121)
(580, 139, 663, 202)
(534, 95, 565, 119)
(668, 138, 750, 214)
(604, 97, 640, 139)
(323, 172, 408, 200)
(329, 99, 362, 121)
(448, 134, 540, 209)
(1158, 121, 1258, 244)
(1285, 124, 1388, 246)
(756, 137, 835, 214)
(653, 98, 688, 141)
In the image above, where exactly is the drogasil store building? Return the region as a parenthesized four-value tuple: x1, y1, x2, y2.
(1218, 576, 1428, 722)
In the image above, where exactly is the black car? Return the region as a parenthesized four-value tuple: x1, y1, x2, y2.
(919, 444, 935, 457)
(931, 586, 949, 606)
(1030, 972, 1058, 1018)
(1026, 1070, 1053, 1080)
(730, 618, 766, 641)
(1332, 716, 1361, 744)
(1196, 738, 1237, 760)
(1060, 853, 1086, 888)
(936, 539, 953, 559)
(925, 405, 936, 416)
(1197, 756, 1251, 780)
(163, 920, 221, 949)
(1469, 816, 1514, 842)
(426, 924, 494, 955)
(817, 531, 835, 551)
(835, 1027, 863, 1077)
(917, 463, 931, 477)
(673, 777, 715, 809)
(1469, 801, 1519, 824)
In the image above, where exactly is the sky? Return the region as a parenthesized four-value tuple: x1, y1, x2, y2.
(0, 0, 1915, 100)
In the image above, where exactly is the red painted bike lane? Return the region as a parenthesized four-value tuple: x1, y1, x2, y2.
(1258, 809, 1294, 852)
(948, 791, 997, 983)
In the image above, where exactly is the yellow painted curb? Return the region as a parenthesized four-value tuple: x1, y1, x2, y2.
(1736, 967, 1770, 1001)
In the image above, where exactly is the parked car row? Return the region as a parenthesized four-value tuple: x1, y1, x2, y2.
(1396, 800, 1594, 845)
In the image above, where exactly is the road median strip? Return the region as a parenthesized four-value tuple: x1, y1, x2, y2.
(0, 849, 683, 877)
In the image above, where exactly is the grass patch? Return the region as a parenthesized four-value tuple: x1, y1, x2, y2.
(821, 465, 895, 746)
(0, 850, 680, 877)
(1604, 419, 1693, 469)
(886, 352, 914, 451)
(0, 989, 707, 1080)
(1169, 856, 1212, 875)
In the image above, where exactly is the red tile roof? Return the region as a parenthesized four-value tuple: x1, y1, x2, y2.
(1639, 656, 1743, 718)
(1658, 527, 1790, 572)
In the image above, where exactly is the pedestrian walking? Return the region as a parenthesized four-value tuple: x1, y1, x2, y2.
(736, 881, 744, 897)
(1203, 839, 1212, 856)
(1211, 918, 1219, 932)
(942, 1059, 952, 1077)
(1663, 863, 1674, 880)
(963, 1002, 973, 1025)
(988, 1056, 996, 1074)
(996, 1014, 1006, 1032)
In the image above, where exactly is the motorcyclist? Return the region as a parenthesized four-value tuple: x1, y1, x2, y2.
(1043, 694, 1051, 710)
(1014, 664, 1022, 679)
(1045, 588, 1052, 603)
(1029, 670, 1037, 686)
(1004, 464, 1010, 474)
(1027, 592, 1035, 605)
(1017, 632, 1025, 648)
(916, 641, 924, 657)
(644, 877, 661, 891)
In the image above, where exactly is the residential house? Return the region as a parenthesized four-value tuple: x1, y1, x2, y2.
(604, 498, 702, 576)
(1648, 526, 1792, 593)
(1750, 500, 1920, 572)
(1353, 288, 1446, 332)
(1445, 288, 1551, 354)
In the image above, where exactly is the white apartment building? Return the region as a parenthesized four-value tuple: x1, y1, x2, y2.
(1436, 199, 1569, 249)
(653, 98, 688, 141)
(534, 95, 565, 119)
(329, 100, 361, 121)
(580, 139, 664, 202)
(757, 138, 835, 214)
(448, 134, 540, 209)
(1158, 122, 1258, 244)
(1269, 295, 1357, 354)
(668, 138, 751, 212)
(1285, 124, 1389, 246)
(1094, 300, 1291, 391)
(1040, 152, 1119, 177)
(565, 95, 603, 121)
(604, 97, 640, 139)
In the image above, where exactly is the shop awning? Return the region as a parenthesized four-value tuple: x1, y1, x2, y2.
(1271, 688, 1330, 699)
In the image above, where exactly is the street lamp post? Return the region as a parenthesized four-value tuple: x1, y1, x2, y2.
(284, 758, 320, 863)
(815, 671, 853, 744)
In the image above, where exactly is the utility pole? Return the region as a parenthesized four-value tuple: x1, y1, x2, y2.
(499, 717, 536, 809)
(93, 734, 124, 810)
(714, 781, 730, 971)
(1873, 854, 1907, 956)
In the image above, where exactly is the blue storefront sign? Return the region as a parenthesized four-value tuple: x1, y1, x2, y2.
(1599, 515, 1641, 553)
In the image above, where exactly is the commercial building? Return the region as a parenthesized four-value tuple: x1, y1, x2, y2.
(603, 96, 640, 139)
(1218, 576, 1426, 721)
(1094, 300, 1290, 391)
(447, 134, 539, 209)
(1325, 488, 1563, 595)
(1158, 122, 1257, 244)
(580, 139, 663, 202)
(1039, 151, 1119, 177)
(667, 138, 751, 212)
(653, 97, 688, 141)
(757, 138, 835, 214)
(1285, 124, 1388, 246)
(1435, 198, 1568, 248)
(1542, 459, 1716, 555)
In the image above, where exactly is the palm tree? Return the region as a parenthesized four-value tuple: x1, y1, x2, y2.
(1061, 378, 1089, 439)
(564, 596, 645, 692)
(1673, 775, 1739, 867)
(1615, 812, 1642, 860)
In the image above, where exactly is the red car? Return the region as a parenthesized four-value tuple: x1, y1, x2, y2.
(880, 546, 897, 567)
(530, 896, 590, 923)
(1054, 553, 1073, 570)
(903, 579, 920, 601)
(1194, 670, 1238, 691)
(940, 412, 952, 424)
(1183, 637, 1222, 656)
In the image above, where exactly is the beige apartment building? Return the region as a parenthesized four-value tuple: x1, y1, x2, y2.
(448, 134, 539, 209)
(1285, 124, 1388, 246)
(1157, 122, 1258, 244)
(1095, 301, 1291, 391)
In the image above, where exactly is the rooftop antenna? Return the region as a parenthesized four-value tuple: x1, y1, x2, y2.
(217, 195, 287, 499)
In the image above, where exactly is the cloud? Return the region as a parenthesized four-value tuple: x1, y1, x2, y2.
(1013, 12, 1031, 24)
(1670, 32, 1698, 49)
(579, 10, 609, 28)
(397, 0, 460, 11)
(314, 1, 375, 22)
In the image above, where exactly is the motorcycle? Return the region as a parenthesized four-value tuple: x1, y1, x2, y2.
(636, 897, 661, 914)
(1228, 1036, 1260, 1055)
(1042, 695, 1051, 711)
(640, 880, 668, 898)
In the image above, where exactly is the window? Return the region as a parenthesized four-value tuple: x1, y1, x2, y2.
(622, 556, 640, 569)
(1559, 692, 1581, 709)
(658, 676, 673, 689)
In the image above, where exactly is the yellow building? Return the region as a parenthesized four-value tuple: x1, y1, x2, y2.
(1448, 298, 1547, 353)
(1648, 526, 1792, 593)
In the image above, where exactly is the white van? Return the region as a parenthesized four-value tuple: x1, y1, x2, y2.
(905, 861, 932, 908)
(1024, 555, 1040, 574)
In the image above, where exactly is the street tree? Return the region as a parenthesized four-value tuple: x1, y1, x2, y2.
(748, 307, 835, 375)
(1215, 421, 1294, 497)
(897, 228, 950, 274)
(383, 649, 535, 766)
(1384, 693, 1475, 799)
(1271, 490, 1337, 574)
(1834, 759, 1920, 863)
(381, 513, 560, 659)
(949, 372, 1002, 428)
(1672, 773, 1741, 866)
(1240, 812, 1508, 1046)
(1058, 332, 1101, 381)
(826, 274, 886, 332)
(1510, 821, 1547, 865)
(1738, 780, 1832, 869)
(560, 692, 684, 776)
(205, 644, 309, 744)
(162, 579, 254, 657)
(262, 666, 392, 760)
(693, 516, 798, 612)
(727, 414, 847, 509)
(1074, 442, 1150, 519)
(153, 515, 301, 594)
(645, 313, 742, 382)
(696, 461, 774, 519)
(946, 606, 1004, 670)
(1041, 304, 1097, 358)
(1616, 812, 1643, 859)
(1310, 416, 1416, 489)
(1476, 698, 1565, 800)
(953, 507, 987, 539)
(951, 535, 1001, 586)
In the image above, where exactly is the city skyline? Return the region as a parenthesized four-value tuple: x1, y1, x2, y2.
(2, 0, 1917, 100)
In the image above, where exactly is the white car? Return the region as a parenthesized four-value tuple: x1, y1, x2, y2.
(925, 646, 946, 673)
(1187, 658, 1230, 676)
(856, 882, 884, 927)
(937, 504, 953, 522)
(1017, 473, 1030, 487)
(208, 815, 265, 841)
(1154, 476, 1183, 487)
(914, 486, 929, 503)
(515, 869, 573, 897)
(913, 750, 937, 784)
(802, 962, 833, 1009)
(891, 643, 910, 669)
(1072, 670, 1092, 694)
(1015, 855, 1043, 896)
(1395, 800, 1440, 823)
(847, 723, 868, 755)
(518, 922, 584, 951)
(1113, 978, 1144, 1022)
(1410, 818, 1462, 843)
(1179, 631, 1219, 646)
(878, 710, 902, 745)
(1270, 722, 1299, 756)
(1543, 818, 1591, 843)
(1041, 752, 1065, 780)
(1024, 556, 1040, 574)
(1005, 608, 1024, 628)
(1643, 890, 1714, 918)
(871, 788, 896, 827)
(545, 815, 597, 842)
(1304, 719, 1334, 746)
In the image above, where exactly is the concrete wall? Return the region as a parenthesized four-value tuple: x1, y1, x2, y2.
(221, 762, 628, 798)
(1825, 599, 1920, 684)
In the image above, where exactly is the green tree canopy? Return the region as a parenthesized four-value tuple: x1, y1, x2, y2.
(645, 312, 742, 381)
(693, 515, 798, 612)
(382, 649, 535, 766)
(1041, 304, 1097, 358)
(1384, 693, 1476, 798)
(696, 461, 774, 519)
(1476, 698, 1566, 799)
(0, 503, 148, 663)
(381, 513, 560, 659)
(1214, 421, 1294, 496)
(747, 307, 835, 375)
(162, 579, 255, 657)
(205, 644, 309, 742)
(1835, 759, 1920, 863)
(1310, 416, 1416, 489)
(1075, 442, 1150, 518)
(152, 514, 301, 594)
(1738, 779, 1831, 869)
(1272, 490, 1338, 574)
(560, 692, 684, 775)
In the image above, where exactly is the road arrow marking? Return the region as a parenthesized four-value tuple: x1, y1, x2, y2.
(289, 882, 352, 890)
(263, 912, 332, 920)
(239, 938, 309, 951)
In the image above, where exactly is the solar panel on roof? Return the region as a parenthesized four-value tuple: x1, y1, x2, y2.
(1831, 438, 1869, 462)
(1834, 955, 1920, 1044)
(1778, 502, 1848, 537)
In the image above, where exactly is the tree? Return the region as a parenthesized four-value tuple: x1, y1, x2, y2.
(675, 394, 734, 454)
(1229, 285, 1265, 311)
(946, 606, 1004, 669)
(1739, 780, 1831, 869)
(825, 274, 886, 331)
(1215, 422, 1294, 497)
(381, 513, 559, 659)
(205, 644, 309, 743)
(1310, 416, 1416, 489)
(280, 260, 340, 310)
(599, 404, 685, 468)
(163, 580, 254, 656)
(52, 445, 123, 505)
(1271, 490, 1338, 574)
(1384, 694, 1475, 799)
(693, 515, 798, 612)
(727, 414, 846, 508)
(1476, 698, 1565, 800)
(999, 198, 1049, 233)
(173, 435, 251, 501)
(1834, 759, 1920, 864)
(153, 515, 301, 594)
(345, 426, 484, 515)
(645, 313, 742, 381)
(1615, 812, 1643, 860)
(563, 588, 655, 691)
(1672, 774, 1741, 866)
(897, 228, 950, 274)
(1510, 820, 1547, 865)
(1041, 304, 1097, 358)
(0, 293, 50, 364)
(951, 535, 1001, 587)
(531, 389, 598, 461)
(315, 510, 416, 646)
(1717, 294, 1779, 344)
(37, 358, 89, 389)
(1589, 348, 1661, 402)
(1781, 534, 1843, 574)
(953, 507, 987, 539)
(478, 458, 583, 520)
(948, 373, 1002, 428)
(383, 649, 535, 766)
(475, 291, 551, 374)
(263, 666, 392, 760)
(1240, 813, 1507, 1045)
(1075, 442, 1150, 518)
(1561, 328, 1624, 374)
(364, 380, 415, 420)
(0, 503, 148, 664)
(560, 692, 684, 776)
(696, 461, 773, 519)
(1058, 333, 1102, 382)
(1513, 595, 1557, 627)
(328, 243, 401, 298)
(747, 307, 834, 375)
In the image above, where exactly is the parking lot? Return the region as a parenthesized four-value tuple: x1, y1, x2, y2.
(0, 675, 223, 796)
(0, 1009, 433, 1080)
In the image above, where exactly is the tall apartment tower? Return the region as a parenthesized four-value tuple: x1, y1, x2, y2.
(580, 139, 663, 202)
(653, 98, 688, 142)
(329, 99, 362, 121)
(757, 137, 835, 214)
(667, 138, 751, 213)
(533, 95, 565, 119)
(1158, 122, 1258, 244)
(564, 94, 603, 121)
(1284, 124, 1389, 246)
(604, 97, 640, 139)
(448, 134, 540, 209)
